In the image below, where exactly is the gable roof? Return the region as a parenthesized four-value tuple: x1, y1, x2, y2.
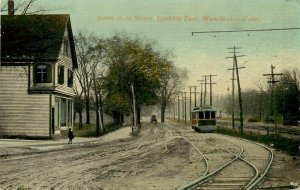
(1, 14, 78, 68)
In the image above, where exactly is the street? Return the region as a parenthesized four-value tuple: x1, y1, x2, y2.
(0, 121, 299, 190)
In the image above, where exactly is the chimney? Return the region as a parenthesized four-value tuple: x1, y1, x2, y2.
(8, 0, 14, 16)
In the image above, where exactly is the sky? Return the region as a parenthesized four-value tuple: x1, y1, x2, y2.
(5, 0, 300, 95)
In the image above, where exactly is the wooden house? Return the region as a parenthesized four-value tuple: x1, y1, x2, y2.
(0, 13, 78, 138)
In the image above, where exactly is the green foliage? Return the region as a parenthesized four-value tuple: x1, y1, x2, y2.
(220, 68, 300, 125)
(104, 93, 131, 116)
(103, 123, 123, 134)
(248, 117, 259, 122)
(73, 123, 97, 137)
(275, 70, 300, 125)
(216, 126, 300, 156)
(103, 34, 174, 122)
(73, 123, 123, 137)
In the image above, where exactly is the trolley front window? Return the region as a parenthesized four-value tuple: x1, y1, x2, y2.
(199, 112, 204, 119)
(211, 111, 216, 119)
(204, 111, 210, 119)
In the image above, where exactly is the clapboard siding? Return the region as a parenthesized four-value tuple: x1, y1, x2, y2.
(55, 57, 74, 96)
(54, 26, 75, 96)
(0, 66, 50, 137)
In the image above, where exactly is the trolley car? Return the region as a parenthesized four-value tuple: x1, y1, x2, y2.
(191, 106, 216, 132)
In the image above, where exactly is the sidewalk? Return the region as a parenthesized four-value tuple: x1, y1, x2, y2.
(0, 126, 132, 157)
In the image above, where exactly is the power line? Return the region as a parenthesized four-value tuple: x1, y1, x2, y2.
(192, 27, 300, 35)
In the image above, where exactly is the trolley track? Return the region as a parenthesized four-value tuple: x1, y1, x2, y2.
(167, 120, 273, 190)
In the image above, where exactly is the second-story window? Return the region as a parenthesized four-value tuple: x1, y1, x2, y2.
(67, 69, 73, 87)
(34, 64, 52, 83)
(37, 65, 47, 83)
(58, 65, 64, 85)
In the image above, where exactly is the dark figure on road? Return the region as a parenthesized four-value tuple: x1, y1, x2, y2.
(68, 128, 74, 144)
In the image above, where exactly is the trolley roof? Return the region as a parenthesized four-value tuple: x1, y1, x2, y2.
(192, 106, 216, 112)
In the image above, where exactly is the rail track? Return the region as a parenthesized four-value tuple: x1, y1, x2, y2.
(167, 121, 274, 190)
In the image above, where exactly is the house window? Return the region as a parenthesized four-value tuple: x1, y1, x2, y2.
(36, 65, 47, 83)
(67, 69, 73, 87)
(34, 64, 52, 83)
(58, 65, 64, 84)
(64, 39, 69, 56)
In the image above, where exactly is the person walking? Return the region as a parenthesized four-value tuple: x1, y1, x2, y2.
(68, 128, 74, 144)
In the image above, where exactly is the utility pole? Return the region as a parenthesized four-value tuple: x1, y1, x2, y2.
(202, 75, 216, 106)
(263, 65, 283, 135)
(203, 76, 207, 106)
(228, 66, 236, 130)
(194, 86, 197, 107)
(189, 86, 199, 120)
(181, 92, 188, 124)
(209, 74, 217, 106)
(226, 46, 245, 133)
(173, 99, 176, 120)
(177, 95, 180, 122)
(181, 92, 186, 122)
(197, 80, 204, 107)
(189, 87, 192, 121)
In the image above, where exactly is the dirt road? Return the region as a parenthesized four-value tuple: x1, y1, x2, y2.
(0, 121, 299, 190)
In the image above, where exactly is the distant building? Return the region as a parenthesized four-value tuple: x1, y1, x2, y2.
(0, 10, 78, 138)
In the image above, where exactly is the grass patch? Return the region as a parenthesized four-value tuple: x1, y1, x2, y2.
(216, 126, 300, 156)
(73, 123, 123, 137)
(73, 124, 97, 137)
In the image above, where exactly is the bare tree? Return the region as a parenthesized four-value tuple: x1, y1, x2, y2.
(1, 0, 54, 15)
(158, 65, 188, 123)
(74, 33, 97, 125)
(75, 33, 108, 128)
